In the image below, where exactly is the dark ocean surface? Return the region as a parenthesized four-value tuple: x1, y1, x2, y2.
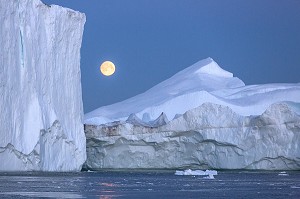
(0, 170, 299, 198)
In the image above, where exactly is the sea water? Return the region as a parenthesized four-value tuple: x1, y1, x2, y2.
(0, 170, 299, 198)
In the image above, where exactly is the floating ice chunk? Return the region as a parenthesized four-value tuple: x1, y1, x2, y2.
(175, 169, 202, 175)
(203, 174, 215, 179)
(87, 170, 94, 172)
(205, 170, 218, 175)
(291, 186, 300, 189)
(278, 171, 289, 176)
(175, 169, 217, 178)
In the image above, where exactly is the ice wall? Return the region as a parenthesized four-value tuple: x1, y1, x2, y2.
(84, 103, 300, 170)
(0, 0, 86, 171)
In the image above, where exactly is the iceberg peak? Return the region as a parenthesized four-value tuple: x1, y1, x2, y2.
(182, 57, 233, 78)
(194, 57, 233, 78)
(149, 112, 169, 127)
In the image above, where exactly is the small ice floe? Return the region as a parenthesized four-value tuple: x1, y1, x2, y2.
(87, 170, 95, 172)
(203, 173, 215, 179)
(175, 169, 217, 179)
(291, 186, 300, 189)
(278, 171, 289, 176)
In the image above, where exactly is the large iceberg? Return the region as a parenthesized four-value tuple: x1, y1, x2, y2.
(84, 58, 300, 170)
(0, 0, 86, 171)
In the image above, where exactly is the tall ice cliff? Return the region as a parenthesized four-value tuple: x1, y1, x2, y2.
(0, 0, 86, 171)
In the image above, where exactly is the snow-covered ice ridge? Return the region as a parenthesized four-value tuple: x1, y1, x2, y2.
(85, 57, 300, 124)
(0, 0, 86, 171)
(84, 58, 300, 170)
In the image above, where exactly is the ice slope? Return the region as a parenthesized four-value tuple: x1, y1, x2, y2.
(85, 57, 300, 125)
(0, 0, 86, 171)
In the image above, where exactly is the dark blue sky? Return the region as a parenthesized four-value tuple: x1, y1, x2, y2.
(42, 0, 300, 113)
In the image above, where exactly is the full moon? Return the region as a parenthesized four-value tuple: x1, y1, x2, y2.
(100, 61, 115, 76)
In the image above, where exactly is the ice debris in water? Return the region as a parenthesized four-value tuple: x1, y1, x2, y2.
(175, 169, 217, 179)
(278, 171, 289, 176)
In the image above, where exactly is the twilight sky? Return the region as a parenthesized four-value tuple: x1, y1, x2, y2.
(42, 0, 300, 113)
